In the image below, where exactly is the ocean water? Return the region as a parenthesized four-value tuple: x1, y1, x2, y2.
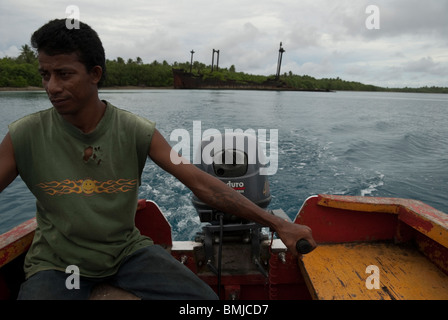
(0, 89, 447, 239)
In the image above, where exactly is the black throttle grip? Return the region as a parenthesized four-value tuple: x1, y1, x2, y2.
(296, 239, 312, 254)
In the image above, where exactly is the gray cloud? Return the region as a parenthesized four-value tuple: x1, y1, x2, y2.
(403, 56, 447, 75)
(0, 0, 447, 87)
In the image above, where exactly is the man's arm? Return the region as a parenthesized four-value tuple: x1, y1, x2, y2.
(0, 133, 19, 193)
(148, 129, 316, 256)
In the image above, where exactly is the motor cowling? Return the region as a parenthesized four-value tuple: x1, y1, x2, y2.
(191, 132, 271, 224)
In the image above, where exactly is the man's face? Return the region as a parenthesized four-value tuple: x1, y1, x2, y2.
(38, 51, 100, 116)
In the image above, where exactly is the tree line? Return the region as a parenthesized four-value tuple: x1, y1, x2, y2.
(1, 44, 447, 94)
(0, 45, 175, 88)
(0, 45, 41, 87)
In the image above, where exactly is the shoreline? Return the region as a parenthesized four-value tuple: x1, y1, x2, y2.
(1, 86, 447, 94)
(0, 86, 174, 92)
(0, 86, 44, 91)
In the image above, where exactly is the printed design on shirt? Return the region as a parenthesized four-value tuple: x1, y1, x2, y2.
(37, 178, 138, 196)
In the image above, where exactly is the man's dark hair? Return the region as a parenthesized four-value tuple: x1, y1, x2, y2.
(31, 19, 107, 87)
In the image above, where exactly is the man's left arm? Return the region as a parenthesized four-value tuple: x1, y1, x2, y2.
(148, 129, 316, 256)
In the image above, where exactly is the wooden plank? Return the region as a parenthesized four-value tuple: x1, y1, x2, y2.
(299, 242, 448, 300)
(0, 218, 36, 268)
(135, 200, 172, 249)
(295, 196, 398, 243)
(89, 283, 140, 300)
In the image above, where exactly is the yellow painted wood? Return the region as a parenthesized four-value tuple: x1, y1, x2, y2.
(299, 242, 448, 300)
(318, 195, 401, 214)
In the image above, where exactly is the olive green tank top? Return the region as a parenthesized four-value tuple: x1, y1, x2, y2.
(9, 101, 156, 278)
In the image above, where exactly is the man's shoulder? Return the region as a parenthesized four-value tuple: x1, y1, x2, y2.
(9, 108, 53, 131)
(105, 101, 155, 128)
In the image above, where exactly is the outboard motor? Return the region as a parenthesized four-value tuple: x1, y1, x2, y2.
(192, 132, 271, 276)
(192, 132, 271, 223)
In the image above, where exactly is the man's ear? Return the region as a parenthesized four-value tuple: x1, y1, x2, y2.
(90, 66, 103, 85)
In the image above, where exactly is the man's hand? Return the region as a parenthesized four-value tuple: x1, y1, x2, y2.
(274, 220, 317, 257)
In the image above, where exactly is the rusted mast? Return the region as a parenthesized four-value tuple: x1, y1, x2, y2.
(276, 42, 285, 80)
(190, 50, 195, 73)
(216, 50, 220, 71)
(211, 49, 220, 72)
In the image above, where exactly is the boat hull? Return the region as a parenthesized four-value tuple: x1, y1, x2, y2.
(1, 195, 447, 300)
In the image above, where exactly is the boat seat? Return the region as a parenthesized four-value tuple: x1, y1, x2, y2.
(89, 283, 140, 300)
(299, 242, 448, 300)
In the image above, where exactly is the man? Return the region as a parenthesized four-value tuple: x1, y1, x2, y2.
(0, 19, 316, 299)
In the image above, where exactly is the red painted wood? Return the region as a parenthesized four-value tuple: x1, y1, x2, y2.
(295, 196, 397, 243)
(135, 200, 173, 248)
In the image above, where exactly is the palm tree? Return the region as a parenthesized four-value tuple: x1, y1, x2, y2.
(18, 44, 37, 64)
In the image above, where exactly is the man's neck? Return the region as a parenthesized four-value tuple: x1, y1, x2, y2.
(63, 99, 107, 134)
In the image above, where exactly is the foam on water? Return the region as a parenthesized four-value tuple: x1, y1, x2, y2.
(1, 90, 447, 239)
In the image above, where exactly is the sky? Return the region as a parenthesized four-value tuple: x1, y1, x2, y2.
(0, 0, 447, 88)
